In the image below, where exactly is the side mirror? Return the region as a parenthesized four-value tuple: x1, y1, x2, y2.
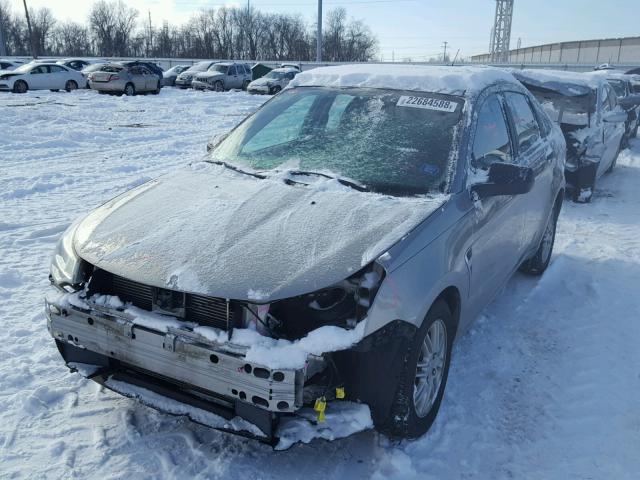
(206, 133, 228, 152)
(471, 162, 535, 199)
(603, 110, 628, 123)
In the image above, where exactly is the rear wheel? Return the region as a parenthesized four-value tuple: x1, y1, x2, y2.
(214, 80, 224, 92)
(65, 80, 78, 92)
(13, 80, 27, 94)
(124, 83, 135, 96)
(520, 204, 559, 275)
(152, 81, 161, 95)
(378, 299, 454, 439)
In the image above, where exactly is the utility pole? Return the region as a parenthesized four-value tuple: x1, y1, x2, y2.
(316, 0, 322, 63)
(442, 41, 448, 62)
(0, 18, 7, 57)
(147, 11, 152, 58)
(22, 0, 37, 59)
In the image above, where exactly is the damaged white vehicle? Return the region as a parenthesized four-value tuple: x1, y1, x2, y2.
(46, 64, 565, 446)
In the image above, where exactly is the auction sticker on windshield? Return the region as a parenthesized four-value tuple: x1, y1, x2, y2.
(397, 95, 458, 113)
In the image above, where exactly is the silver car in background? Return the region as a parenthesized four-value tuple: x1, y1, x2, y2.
(192, 62, 252, 91)
(163, 65, 190, 87)
(88, 64, 161, 96)
(247, 67, 299, 95)
(46, 65, 565, 444)
(175, 61, 217, 88)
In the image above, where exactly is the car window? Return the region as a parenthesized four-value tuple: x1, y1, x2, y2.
(472, 95, 512, 171)
(606, 86, 618, 109)
(601, 86, 612, 112)
(286, 72, 296, 80)
(50, 65, 65, 73)
(228, 66, 237, 75)
(0, 62, 9, 69)
(504, 92, 541, 153)
(31, 66, 47, 74)
(326, 94, 355, 131)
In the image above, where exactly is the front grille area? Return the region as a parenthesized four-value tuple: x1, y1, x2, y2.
(88, 269, 237, 330)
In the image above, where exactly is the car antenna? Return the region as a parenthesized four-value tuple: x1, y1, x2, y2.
(451, 49, 460, 66)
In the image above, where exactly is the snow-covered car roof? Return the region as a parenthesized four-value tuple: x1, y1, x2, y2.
(288, 64, 518, 96)
(271, 67, 299, 73)
(511, 69, 605, 95)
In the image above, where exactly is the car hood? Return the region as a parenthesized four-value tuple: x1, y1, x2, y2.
(250, 78, 272, 87)
(0, 70, 19, 76)
(74, 163, 447, 302)
(196, 72, 224, 80)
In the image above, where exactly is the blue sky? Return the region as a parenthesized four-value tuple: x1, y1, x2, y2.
(11, 0, 640, 59)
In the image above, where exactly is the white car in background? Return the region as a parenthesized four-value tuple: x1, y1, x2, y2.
(247, 67, 299, 95)
(0, 59, 24, 71)
(0, 62, 87, 93)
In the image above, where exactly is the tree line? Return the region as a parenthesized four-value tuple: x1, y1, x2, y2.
(0, 0, 378, 62)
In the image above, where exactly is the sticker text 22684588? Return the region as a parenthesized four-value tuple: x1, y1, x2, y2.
(397, 96, 458, 113)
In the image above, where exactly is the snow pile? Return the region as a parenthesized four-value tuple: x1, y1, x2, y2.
(290, 64, 518, 96)
(275, 402, 373, 450)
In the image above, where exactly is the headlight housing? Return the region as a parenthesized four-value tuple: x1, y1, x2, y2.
(49, 221, 89, 290)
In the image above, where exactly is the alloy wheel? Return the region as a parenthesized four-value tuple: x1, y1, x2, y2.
(414, 318, 447, 417)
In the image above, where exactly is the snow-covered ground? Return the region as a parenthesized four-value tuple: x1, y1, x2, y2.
(1, 88, 639, 479)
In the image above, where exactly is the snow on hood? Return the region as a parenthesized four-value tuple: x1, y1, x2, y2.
(289, 64, 518, 96)
(74, 163, 447, 301)
(196, 71, 224, 79)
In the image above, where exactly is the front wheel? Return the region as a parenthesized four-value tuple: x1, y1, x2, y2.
(520, 206, 558, 275)
(65, 80, 78, 92)
(214, 81, 224, 92)
(13, 80, 27, 94)
(377, 299, 454, 439)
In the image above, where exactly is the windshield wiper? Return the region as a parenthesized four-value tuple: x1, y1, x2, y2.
(288, 170, 370, 192)
(207, 160, 266, 180)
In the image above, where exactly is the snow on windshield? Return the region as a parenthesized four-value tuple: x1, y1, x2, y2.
(212, 87, 465, 197)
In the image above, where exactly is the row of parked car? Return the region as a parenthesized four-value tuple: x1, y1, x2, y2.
(0, 57, 302, 96)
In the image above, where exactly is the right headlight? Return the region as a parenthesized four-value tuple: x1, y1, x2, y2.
(49, 221, 89, 290)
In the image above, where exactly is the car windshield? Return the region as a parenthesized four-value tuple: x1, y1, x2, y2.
(13, 64, 33, 74)
(265, 71, 286, 80)
(608, 79, 626, 97)
(187, 62, 212, 72)
(209, 64, 229, 74)
(527, 86, 595, 126)
(210, 87, 464, 196)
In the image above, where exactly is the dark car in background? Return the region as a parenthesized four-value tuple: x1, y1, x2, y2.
(513, 69, 626, 203)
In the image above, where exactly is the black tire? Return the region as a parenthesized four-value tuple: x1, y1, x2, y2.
(270, 85, 282, 95)
(242, 79, 250, 91)
(13, 80, 27, 94)
(520, 204, 559, 275)
(152, 81, 161, 95)
(214, 80, 224, 92)
(124, 83, 135, 96)
(573, 187, 593, 203)
(65, 80, 78, 92)
(378, 299, 454, 439)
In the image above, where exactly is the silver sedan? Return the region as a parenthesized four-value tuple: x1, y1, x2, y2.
(88, 64, 161, 96)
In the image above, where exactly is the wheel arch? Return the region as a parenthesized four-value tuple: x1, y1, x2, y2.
(434, 286, 461, 336)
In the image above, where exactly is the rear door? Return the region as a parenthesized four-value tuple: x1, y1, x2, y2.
(49, 65, 68, 89)
(129, 66, 146, 91)
(466, 93, 526, 314)
(598, 84, 623, 175)
(227, 65, 241, 89)
(503, 91, 553, 247)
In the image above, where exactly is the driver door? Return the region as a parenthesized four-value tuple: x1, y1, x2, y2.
(466, 93, 526, 317)
(29, 65, 49, 89)
(227, 65, 241, 89)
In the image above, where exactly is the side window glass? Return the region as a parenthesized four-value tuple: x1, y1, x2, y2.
(50, 65, 63, 73)
(228, 66, 237, 75)
(471, 95, 512, 171)
(601, 87, 612, 112)
(504, 92, 541, 152)
(607, 88, 618, 109)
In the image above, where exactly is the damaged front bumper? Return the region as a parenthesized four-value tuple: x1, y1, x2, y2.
(45, 294, 327, 442)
